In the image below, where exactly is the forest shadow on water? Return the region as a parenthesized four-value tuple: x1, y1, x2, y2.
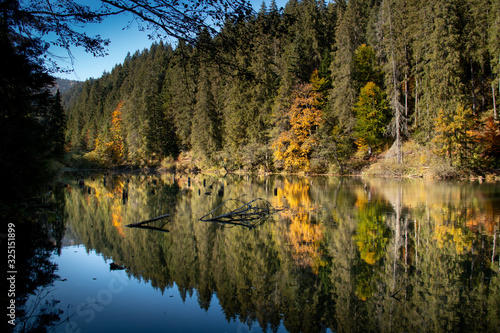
(10, 173, 500, 333)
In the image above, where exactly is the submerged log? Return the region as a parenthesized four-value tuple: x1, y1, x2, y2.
(110, 262, 125, 271)
(125, 214, 170, 228)
(199, 197, 282, 229)
(125, 213, 170, 233)
(127, 225, 170, 233)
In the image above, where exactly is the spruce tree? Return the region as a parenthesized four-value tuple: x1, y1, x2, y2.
(191, 66, 221, 164)
(379, 0, 408, 164)
(354, 82, 390, 154)
(328, 0, 365, 136)
(414, 0, 464, 134)
(47, 91, 67, 159)
(489, 0, 500, 119)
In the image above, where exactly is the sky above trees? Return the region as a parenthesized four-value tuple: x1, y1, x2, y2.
(53, 0, 289, 81)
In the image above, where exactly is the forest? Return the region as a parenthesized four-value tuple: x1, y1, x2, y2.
(62, 0, 500, 177)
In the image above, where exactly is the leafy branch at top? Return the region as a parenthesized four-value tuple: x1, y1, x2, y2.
(1, 0, 253, 72)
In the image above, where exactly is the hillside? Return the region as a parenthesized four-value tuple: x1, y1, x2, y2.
(49, 78, 82, 95)
(62, 0, 500, 176)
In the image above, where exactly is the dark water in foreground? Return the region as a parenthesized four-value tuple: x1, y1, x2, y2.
(16, 174, 500, 332)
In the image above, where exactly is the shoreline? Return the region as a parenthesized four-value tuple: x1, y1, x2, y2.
(57, 164, 500, 183)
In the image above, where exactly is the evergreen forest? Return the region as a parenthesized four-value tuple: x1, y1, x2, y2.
(63, 0, 500, 176)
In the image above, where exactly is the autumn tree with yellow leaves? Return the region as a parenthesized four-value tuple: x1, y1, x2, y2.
(272, 83, 324, 172)
(88, 101, 126, 165)
(110, 101, 126, 163)
(433, 104, 477, 167)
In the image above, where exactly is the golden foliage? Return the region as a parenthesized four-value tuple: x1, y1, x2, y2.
(433, 104, 476, 166)
(354, 205, 389, 265)
(273, 178, 312, 210)
(86, 101, 126, 165)
(110, 101, 125, 163)
(274, 179, 325, 273)
(288, 213, 324, 271)
(475, 116, 500, 162)
(433, 225, 472, 255)
(84, 177, 127, 237)
(272, 83, 324, 171)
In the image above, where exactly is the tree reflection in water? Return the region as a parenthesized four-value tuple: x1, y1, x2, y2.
(17, 174, 500, 332)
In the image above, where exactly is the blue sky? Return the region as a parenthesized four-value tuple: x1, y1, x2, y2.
(53, 0, 289, 81)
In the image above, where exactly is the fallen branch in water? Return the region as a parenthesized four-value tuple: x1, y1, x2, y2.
(125, 214, 170, 228)
(390, 287, 403, 302)
(125, 214, 170, 232)
(199, 196, 282, 229)
(126, 225, 170, 233)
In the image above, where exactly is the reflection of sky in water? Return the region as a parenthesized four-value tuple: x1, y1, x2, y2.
(46, 246, 288, 333)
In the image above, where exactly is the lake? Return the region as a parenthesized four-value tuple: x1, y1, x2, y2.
(15, 173, 500, 332)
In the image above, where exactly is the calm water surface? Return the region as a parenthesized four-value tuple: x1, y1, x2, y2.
(19, 174, 500, 332)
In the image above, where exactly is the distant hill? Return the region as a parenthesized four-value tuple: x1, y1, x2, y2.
(58, 78, 86, 111)
(49, 78, 82, 95)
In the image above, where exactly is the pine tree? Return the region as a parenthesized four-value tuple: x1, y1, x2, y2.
(247, 4, 279, 146)
(378, 0, 409, 164)
(0, 19, 68, 200)
(488, 0, 500, 119)
(328, 3, 358, 135)
(352, 44, 384, 92)
(354, 82, 390, 154)
(47, 91, 67, 159)
(463, 0, 490, 113)
(413, 0, 464, 135)
(323, 1, 377, 169)
(166, 41, 196, 151)
(191, 67, 221, 164)
(143, 44, 179, 160)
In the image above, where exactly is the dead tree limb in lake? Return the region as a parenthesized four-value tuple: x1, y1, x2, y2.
(199, 197, 282, 229)
(126, 225, 170, 233)
(125, 214, 170, 232)
(125, 214, 170, 227)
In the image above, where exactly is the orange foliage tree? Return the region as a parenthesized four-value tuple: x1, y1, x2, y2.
(272, 83, 324, 171)
(273, 179, 325, 273)
(475, 116, 500, 167)
(90, 101, 126, 165)
(110, 101, 125, 163)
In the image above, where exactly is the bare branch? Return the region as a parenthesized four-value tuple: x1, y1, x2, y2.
(199, 197, 283, 229)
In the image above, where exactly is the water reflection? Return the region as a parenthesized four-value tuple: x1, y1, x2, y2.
(22, 174, 500, 332)
(4, 185, 66, 333)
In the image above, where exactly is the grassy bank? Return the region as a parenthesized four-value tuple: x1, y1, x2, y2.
(361, 140, 500, 181)
(61, 140, 500, 181)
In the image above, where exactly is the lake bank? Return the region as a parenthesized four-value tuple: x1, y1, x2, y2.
(59, 139, 500, 183)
